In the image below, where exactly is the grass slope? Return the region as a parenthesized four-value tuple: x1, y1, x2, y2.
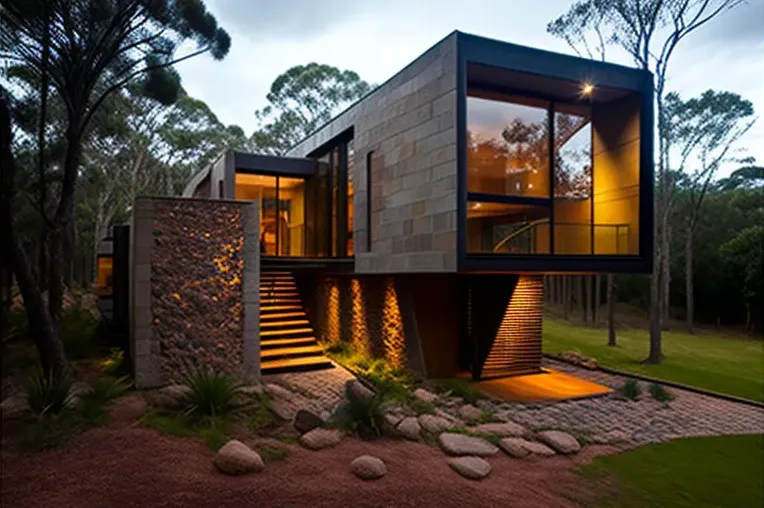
(578, 434, 764, 508)
(543, 318, 764, 402)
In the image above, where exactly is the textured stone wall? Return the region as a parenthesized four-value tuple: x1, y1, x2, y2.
(288, 35, 458, 274)
(131, 197, 260, 388)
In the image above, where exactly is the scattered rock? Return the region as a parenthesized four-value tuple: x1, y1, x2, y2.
(299, 428, 343, 451)
(350, 455, 387, 480)
(537, 430, 581, 455)
(522, 440, 556, 456)
(412, 388, 438, 404)
(270, 400, 297, 421)
(592, 430, 630, 445)
(0, 396, 28, 420)
(293, 409, 325, 434)
(345, 380, 375, 404)
(71, 381, 91, 397)
(231, 385, 264, 407)
(471, 422, 526, 437)
(581, 358, 599, 370)
(439, 433, 499, 456)
(418, 414, 455, 434)
(147, 384, 191, 410)
(442, 397, 464, 408)
(264, 383, 294, 401)
(498, 438, 530, 458)
(435, 408, 462, 424)
(448, 456, 491, 480)
(458, 404, 484, 422)
(214, 440, 265, 475)
(396, 417, 422, 441)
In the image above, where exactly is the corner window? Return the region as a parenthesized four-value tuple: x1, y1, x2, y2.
(466, 87, 639, 256)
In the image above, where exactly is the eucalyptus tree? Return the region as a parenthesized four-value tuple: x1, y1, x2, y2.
(547, 0, 745, 363)
(0, 0, 230, 376)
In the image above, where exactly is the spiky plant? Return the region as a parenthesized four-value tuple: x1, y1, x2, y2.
(26, 369, 73, 416)
(183, 369, 242, 417)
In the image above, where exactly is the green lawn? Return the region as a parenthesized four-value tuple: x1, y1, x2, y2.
(577, 434, 764, 508)
(543, 318, 764, 402)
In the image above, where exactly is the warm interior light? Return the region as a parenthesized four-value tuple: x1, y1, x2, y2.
(582, 83, 594, 95)
(382, 278, 406, 369)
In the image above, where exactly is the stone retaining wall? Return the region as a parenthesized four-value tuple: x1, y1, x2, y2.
(131, 197, 260, 388)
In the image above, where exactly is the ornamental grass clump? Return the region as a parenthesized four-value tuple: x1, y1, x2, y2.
(183, 369, 242, 417)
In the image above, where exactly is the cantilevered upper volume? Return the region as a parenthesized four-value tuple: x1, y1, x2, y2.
(185, 31, 654, 276)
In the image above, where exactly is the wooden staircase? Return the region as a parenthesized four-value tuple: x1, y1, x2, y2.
(260, 270, 333, 375)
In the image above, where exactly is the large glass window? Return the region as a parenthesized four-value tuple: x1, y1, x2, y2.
(553, 103, 592, 255)
(467, 202, 550, 254)
(466, 88, 639, 256)
(467, 91, 550, 198)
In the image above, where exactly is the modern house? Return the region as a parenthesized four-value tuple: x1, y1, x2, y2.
(130, 30, 653, 387)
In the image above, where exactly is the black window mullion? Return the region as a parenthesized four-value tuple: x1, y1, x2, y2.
(548, 102, 555, 255)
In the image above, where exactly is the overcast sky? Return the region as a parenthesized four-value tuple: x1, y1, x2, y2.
(175, 0, 764, 175)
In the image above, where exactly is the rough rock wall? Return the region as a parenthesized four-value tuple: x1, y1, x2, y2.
(151, 200, 245, 382)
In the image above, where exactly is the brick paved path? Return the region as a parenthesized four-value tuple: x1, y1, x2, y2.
(486, 359, 764, 446)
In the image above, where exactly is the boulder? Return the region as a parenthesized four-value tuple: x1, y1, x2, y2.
(537, 430, 581, 455)
(396, 417, 422, 441)
(0, 396, 28, 420)
(345, 380, 375, 404)
(522, 440, 556, 456)
(439, 433, 499, 457)
(148, 384, 191, 410)
(412, 388, 438, 404)
(458, 404, 483, 423)
(231, 385, 264, 407)
(471, 422, 526, 438)
(581, 358, 599, 370)
(299, 428, 343, 451)
(214, 440, 265, 475)
(498, 438, 530, 458)
(350, 455, 387, 480)
(435, 408, 462, 425)
(448, 457, 491, 480)
(293, 409, 325, 434)
(418, 414, 454, 434)
(270, 400, 297, 421)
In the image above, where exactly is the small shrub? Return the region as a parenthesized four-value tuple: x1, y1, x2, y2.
(141, 411, 230, 450)
(183, 369, 242, 417)
(26, 369, 73, 416)
(277, 434, 299, 444)
(100, 348, 124, 376)
(247, 398, 278, 431)
(333, 394, 387, 438)
(408, 397, 435, 415)
(619, 379, 641, 400)
(649, 383, 674, 402)
(69, 376, 130, 425)
(198, 419, 230, 450)
(437, 378, 483, 404)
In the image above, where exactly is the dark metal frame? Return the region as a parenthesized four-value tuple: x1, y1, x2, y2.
(454, 32, 655, 274)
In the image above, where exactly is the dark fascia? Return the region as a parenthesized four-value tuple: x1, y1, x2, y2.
(456, 31, 653, 92)
(233, 151, 317, 177)
(453, 31, 655, 275)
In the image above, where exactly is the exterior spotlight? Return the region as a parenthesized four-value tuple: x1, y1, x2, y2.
(582, 83, 594, 96)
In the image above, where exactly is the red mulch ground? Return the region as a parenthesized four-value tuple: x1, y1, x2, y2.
(1, 403, 616, 508)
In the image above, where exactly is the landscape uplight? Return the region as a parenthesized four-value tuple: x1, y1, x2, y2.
(582, 83, 594, 96)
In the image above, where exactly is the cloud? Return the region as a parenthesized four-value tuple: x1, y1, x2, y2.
(208, 0, 371, 40)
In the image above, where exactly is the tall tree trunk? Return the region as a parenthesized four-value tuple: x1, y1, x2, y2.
(0, 91, 69, 378)
(686, 226, 695, 333)
(35, 3, 51, 294)
(594, 274, 601, 327)
(662, 221, 671, 323)
(562, 276, 569, 320)
(585, 275, 592, 327)
(607, 274, 616, 346)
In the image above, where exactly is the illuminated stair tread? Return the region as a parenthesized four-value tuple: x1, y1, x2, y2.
(260, 345, 324, 358)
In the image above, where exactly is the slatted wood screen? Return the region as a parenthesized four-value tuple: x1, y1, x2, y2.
(481, 275, 544, 378)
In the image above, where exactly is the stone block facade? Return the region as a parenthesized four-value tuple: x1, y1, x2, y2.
(130, 197, 260, 388)
(288, 34, 458, 274)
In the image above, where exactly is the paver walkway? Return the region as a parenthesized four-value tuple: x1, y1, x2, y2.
(484, 358, 764, 446)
